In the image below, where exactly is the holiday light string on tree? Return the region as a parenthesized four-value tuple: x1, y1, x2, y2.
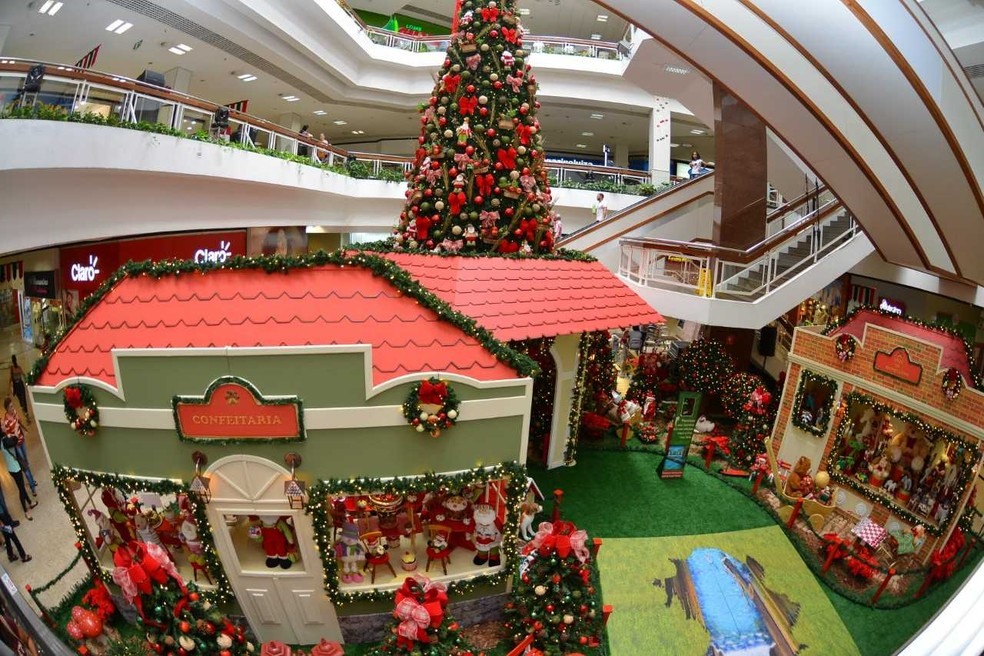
(720, 372, 764, 420)
(676, 339, 735, 396)
(510, 338, 557, 459)
(50, 466, 235, 602)
(825, 392, 981, 537)
(624, 350, 670, 404)
(394, 0, 558, 254)
(564, 333, 594, 464)
(727, 386, 774, 469)
(305, 462, 527, 603)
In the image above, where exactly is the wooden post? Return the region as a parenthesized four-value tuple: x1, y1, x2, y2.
(620, 423, 630, 449)
(552, 489, 564, 523)
(786, 498, 804, 529)
(592, 537, 603, 557)
(602, 605, 613, 626)
(752, 470, 765, 494)
(704, 441, 715, 470)
(871, 568, 895, 604)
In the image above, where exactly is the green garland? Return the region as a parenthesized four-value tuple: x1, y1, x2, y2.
(63, 384, 99, 437)
(50, 465, 235, 602)
(791, 370, 838, 436)
(825, 391, 981, 537)
(402, 376, 461, 436)
(353, 241, 596, 263)
(27, 250, 540, 385)
(822, 305, 982, 389)
(305, 461, 527, 604)
(564, 333, 593, 465)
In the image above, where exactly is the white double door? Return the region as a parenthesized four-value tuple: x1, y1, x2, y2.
(206, 455, 342, 645)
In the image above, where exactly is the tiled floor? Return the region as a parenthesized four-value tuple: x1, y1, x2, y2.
(0, 328, 86, 613)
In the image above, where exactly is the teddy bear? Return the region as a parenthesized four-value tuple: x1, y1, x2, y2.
(785, 456, 812, 498)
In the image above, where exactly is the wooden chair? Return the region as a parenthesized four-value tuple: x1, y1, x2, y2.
(425, 524, 453, 575)
(360, 530, 396, 584)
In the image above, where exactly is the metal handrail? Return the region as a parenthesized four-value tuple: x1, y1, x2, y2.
(0, 59, 650, 184)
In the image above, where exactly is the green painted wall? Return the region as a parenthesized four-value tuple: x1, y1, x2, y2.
(36, 351, 528, 482)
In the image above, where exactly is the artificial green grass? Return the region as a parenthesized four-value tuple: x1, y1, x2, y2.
(529, 449, 977, 656)
(600, 528, 859, 656)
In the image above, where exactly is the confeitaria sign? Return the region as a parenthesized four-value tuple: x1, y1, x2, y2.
(172, 376, 304, 442)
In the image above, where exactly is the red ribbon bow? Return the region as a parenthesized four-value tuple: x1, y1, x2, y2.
(476, 173, 495, 197)
(458, 95, 479, 116)
(442, 74, 461, 95)
(65, 387, 83, 409)
(527, 521, 590, 562)
(393, 577, 447, 645)
(516, 123, 533, 146)
(502, 27, 519, 44)
(419, 379, 448, 406)
(497, 147, 517, 169)
(481, 6, 499, 22)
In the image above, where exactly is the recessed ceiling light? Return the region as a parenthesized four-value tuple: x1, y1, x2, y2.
(168, 44, 192, 55)
(518, 8, 530, 15)
(590, 34, 602, 40)
(670, 143, 680, 148)
(313, 110, 327, 115)
(690, 129, 705, 135)
(38, 1, 63, 16)
(664, 65, 690, 75)
(237, 73, 257, 82)
(106, 20, 133, 34)
(590, 113, 604, 119)
(575, 144, 587, 149)
(581, 131, 594, 137)
(680, 143, 693, 148)
(351, 130, 365, 135)
(333, 120, 348, 126)
(596, 14, 608, 22)
(283, 96, 300, 102)
(176, 44, 192, 52)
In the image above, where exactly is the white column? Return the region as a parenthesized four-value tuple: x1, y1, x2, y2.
(547, 334, 582, 469)
(613, 139, 630, 169)
(164, 67, 192, 93)
(649, 96, 672, 184)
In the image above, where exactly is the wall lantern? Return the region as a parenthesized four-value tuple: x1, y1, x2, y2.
(189, 450, 211, 504)
(284, 453, 307, 509)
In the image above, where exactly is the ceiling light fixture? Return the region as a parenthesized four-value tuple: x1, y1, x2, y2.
(670, 143, 680, 148)
(575, 144, 587, 149)
(38, 1, 63, 16)
(590, 34, 602, 40)
(690, 129, 705, 135)
(106, 20, 133, 34)
(351, 130, 365, 135)
(168, 44, 193, 55)
(518, 8, 530, 15)
(597, 14, 608, 22)
(333, 120, 348, 125)
(237, 73, 257, 82)
(581, 131, 594, 136)
(282, 95, 300, 102)
(313, 110, 327, 115)
(590, 113, 604, 119)
(664, 65, 690, 75)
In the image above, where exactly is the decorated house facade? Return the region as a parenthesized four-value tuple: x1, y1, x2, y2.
(28, 251, 660, 645)
(771, 308, 983, 561)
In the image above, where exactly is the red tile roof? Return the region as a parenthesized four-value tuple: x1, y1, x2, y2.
(382, 254, 664, 342)
(829, 309, 974, 382)
(37, 265, 520, 389)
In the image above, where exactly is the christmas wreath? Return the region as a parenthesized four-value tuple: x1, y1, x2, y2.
(942, 368, 963, 400)
(64, 384, 99, 437)
(403, 378, 459, 438)
(834, 334, 857, 362)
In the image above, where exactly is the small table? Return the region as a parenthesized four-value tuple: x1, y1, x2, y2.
(852, 516, 888, 549)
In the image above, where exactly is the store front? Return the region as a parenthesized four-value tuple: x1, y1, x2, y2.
(22, 271, 64, 347)
(29, 254, 534, 645)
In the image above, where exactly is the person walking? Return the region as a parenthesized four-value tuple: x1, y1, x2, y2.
(9, 356, 29, 423)
(594, 193, 608, 222)
(0, 513, 30, 563)
(1, 419, 36, 521)
(2, 398, 35, 497)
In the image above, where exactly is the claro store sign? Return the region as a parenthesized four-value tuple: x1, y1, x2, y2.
(61, 231, 246, 297)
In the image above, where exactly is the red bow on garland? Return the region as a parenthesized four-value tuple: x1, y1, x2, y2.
(476, 173, 495, 197)
(442, 74, 462, 95)
(480, 6, 499, 22)
(502, 27, 519, 44)
(418, 380, 448, 406)
(458, 95, 478, 116)
(393, 577, 448, 646)
(515, 123, 533, 146)
(66, 387, 83, 409)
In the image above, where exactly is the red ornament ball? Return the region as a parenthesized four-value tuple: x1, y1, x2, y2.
(179, 621, 191, 634)
(473, 196, 484, 205)
(466, 84, 476, 93)
(486, 128, 497, 138)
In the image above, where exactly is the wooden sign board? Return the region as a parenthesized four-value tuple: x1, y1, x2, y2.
(173, 376, 303, 443)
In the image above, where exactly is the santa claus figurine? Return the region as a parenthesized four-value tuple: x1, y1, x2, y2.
(249, 516, 297, 569)
(472, 504, 502, 567)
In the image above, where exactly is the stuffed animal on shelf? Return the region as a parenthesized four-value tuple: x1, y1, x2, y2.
(100, 488, 136, 543)
(472, 504, 502, 567)
(249, 515, 297, 569)
(785, 456, 812, 498)
(869, 456, 891, 488)
(334, 522, 365, 584)
(519, 501, 542, 541)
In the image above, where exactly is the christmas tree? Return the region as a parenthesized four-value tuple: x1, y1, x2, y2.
(110, 541, 252, 656)
(676, 339, 735, 396)
(505, 521, 603, 654)
(581, 331, 617, 412)
(368, 576, 475, 656)
(625, 351, 670, 403)
(727, 386, 774, 468)
(720, 372, 763, 419)
(394, 0, 556, 254)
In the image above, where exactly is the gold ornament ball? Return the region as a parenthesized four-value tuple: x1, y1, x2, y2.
(815, 471, 830, 488)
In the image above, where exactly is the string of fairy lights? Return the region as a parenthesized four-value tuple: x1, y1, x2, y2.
(304, 461, 528, 604)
